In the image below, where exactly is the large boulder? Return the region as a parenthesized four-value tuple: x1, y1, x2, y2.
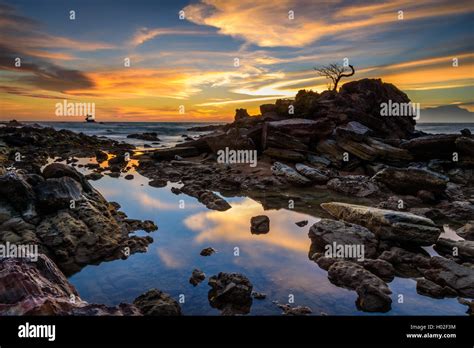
(327, 260, 392, 312)
(308, 219, 379, 260)
(423, 257, 474, 298)
(34, 177, 83, 213)
(400, 134, 459, 159)
(42, 163, 93, 192)
(373, 167, 449, 194)
(321, 202, 441, 246)
(0, 254, 141, 315)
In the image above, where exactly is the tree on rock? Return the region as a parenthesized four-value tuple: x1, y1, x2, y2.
(315, 63, 355, 91)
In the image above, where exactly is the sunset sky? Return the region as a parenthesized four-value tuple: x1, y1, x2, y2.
(0, 0, 473, 122)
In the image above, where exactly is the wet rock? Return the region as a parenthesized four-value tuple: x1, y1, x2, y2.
(321, 202, 441, 246)
(416, 278, 457, 299)
(457, 222, 474, 241)
(124, 174, 134, 180)
(34, 177, 83, 213)
(148, 179, 167, 187)
(373, 167, 449, 195)
(200, 247, 216, 256)
(0, 254, 141, 315)
(423, 257, 474, 297)
(327, 260, 392, 312)
(180, 186, 231, 211)
(95, 150, 108, 162)
(208, 272, 253, 315)
(42, 163, 93, 192)
(85, 172, 103, 181)
(127, 132, 160, 141)
(327, 176, 379, 197)
(189, 269, 206, 286)
(295, 220, 308, 227)
(379, 246, 431, 278)
(133, 289, 181, 316)
(264, 147, 305, 162)
(124, 219, 158, 232)
(434, 238, 474, 262)
(250, 215, 270, 234)
(0, 171, 35, 212)
(458, 298, 474, 315)
(436, 200, 474, 221)
(295, 163, 329, 184)
(308, 219, 378, 260)
(275, 303, 312, 316)
(252, 292, 266, 300)
(360, 259, 395, 282)
(271, 162, 311, 186)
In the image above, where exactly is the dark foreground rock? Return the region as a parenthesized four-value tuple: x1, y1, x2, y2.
(328, 260, 392, 312)
(208, 272, 253, 315)
(133, 289, 181, 316)
(250, 215, 270, 234)
(189, 269, 206, 286)
(0, 254, 141, 315)
(321, 202, 441, 246)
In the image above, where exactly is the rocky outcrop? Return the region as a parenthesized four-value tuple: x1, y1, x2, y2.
(0, 254, 142, 315)
(321, 202, 441, 246)
(327, 260, 392, 312)
(208, 272, 253, 315)
(416, 278, 457, 299)
(379, 246, 431, 278)
(423, 257, 474, 298)
(373, 167, 449, 195)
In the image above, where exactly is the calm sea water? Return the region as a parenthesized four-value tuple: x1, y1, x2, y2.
(36, 122, 471, 315)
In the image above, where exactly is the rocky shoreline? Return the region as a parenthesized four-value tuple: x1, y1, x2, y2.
(1, 78, 473, 315)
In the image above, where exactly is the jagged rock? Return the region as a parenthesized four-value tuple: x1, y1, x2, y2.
(133, 289, 181, 316)
(95, 150, 108, 162)
(308, 219, 378, 260)
(456, 136, 474, 156)
(416, 278, 457, 299)
(250, 215, 270, 234)
(400, 134, 459, 159)
(271, 162, 311, 185)
(235, 108, 250, 121)
(295, 163, 329, 184)
(189, 269, 206, 286)
(360, 259, 395, 282)
(252, 292, 266, 300)
(123, 219, 158, 232)
(436, 200, 474, 221)
(42, 163, 93, 192)
(152, 147, 199, 160)
(264, 147, 305, 162)
(321, 202, 441, 246)
(457, 222, 474, 241)
(34, 177, 83, 213)
(335, 121, 373, 141)
(0, 254, 141, 315)
(264, 131, 309, 151)
(316, 139, 345, 165)
(208, 272, 253, 315)
(200, 247, 216, 256)
(458, 298, 474, 315)
(127, 132, 160, 141)
(378, 246, 431, 278)
(327, 260, 392, 312)
(434, 238, 474, 262)
(423, 257, 474, 298)
(373, 167, 449, 194)
(180, 185, 231, 211)
(327, 176, 379, 197)
(0, 171, 35, 212)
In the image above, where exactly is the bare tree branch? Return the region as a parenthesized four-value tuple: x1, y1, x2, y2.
(314, 63, 355, 91)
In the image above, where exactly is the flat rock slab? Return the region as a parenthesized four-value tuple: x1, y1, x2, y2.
(373, 167, 449, 194)
(321, 202, 441, 246)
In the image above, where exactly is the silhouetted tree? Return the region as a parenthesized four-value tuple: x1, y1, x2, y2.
(314, 63, 355, 91)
